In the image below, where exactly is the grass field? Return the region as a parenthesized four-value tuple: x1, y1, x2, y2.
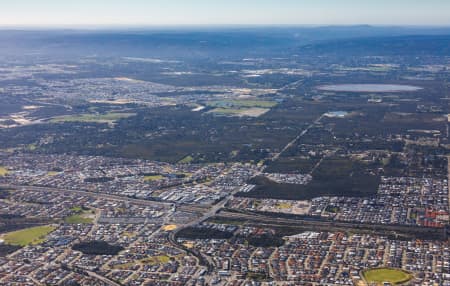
(70, 206, 83, 212)
(209, 107, 270, 117)
(113, 255, 172, 270)
(2, 225, 55, 246)
(142, 255, 171, 265)
(363, 268, 412, 285)
(144, 175, 164, 181)
(65, 207, 94, 224)
(50, 112, 135, 123)
(206, 99, 276, 118)
(276, 202, 292, 209)
(209, 107, 242, 114)
(0, 166, 9, 176)
(27, 144, 37, 151)
(64, 214, 94, 224)
(178, 155, 194, 164)
(122, 231, 137, 238)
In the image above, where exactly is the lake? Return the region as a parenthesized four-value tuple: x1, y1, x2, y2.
(317, 84, 422, 93)
(325, 111, 349, 118)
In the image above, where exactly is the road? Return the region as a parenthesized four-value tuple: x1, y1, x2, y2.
(0, 184, 209, 214)
(167, 176, 243, 276)
(62, 264, 122, 286)
(216, 210, 447, 241)
(168, 194, 237, 269)
(86, 270, 122, 286)
(448, 156, 450, 217)
(1, 184, 170, 206)
(272, 114, 325, 161)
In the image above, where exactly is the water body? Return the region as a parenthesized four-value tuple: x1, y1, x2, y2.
(192, 105, 205, 112)
(317, 84, 422, 93)
(325, 111, 349, 118)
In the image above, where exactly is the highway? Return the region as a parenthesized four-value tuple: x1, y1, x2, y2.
(168, 186, 242, 275)
(86, 270, 122, 286)
(216, 210, 447, 241)
(4, 183, 445, 241)
(0, 184, 208, 214)
(63, 264, 122, 286)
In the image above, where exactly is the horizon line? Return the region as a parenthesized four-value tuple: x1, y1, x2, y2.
(1, 23, 450, 31)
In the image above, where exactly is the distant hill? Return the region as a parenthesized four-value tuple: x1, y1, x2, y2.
(299, 35, 450, 56)
(1, 26, 450, 59)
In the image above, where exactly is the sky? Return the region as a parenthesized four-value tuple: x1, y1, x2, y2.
(1, 0, 450, 27)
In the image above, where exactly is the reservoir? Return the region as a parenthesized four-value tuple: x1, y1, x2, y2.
(325, 111, 349, 118)
(317, 84, 422, 93)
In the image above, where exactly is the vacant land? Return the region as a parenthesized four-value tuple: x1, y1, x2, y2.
(64, 206, 94, 224)
(0, 167, 8, 176)
(206, 99, 276, 117)
(178, 155, 194, 164)
(206, 99, 277, 108)
(209, 107, 270, 117)
(162, 224, 178, 231)
(144, 175, 164, 181)
(64, 213, 94, 224)
(363, 268, 412, 285)
(2, 225, 55, 246)
(113, 255, 173, 270)
(142, 255, 171, 265)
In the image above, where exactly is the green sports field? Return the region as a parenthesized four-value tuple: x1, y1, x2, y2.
(363, 268, 412, 285)
(2, 225, 56, 246)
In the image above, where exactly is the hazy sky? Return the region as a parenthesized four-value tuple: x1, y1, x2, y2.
(1, 0, 450, 27)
